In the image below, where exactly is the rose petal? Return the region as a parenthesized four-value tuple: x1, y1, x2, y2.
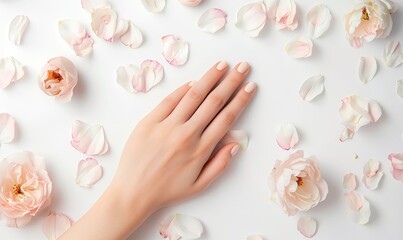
(272, 0, 298, 31)
(307, 4, 331, 39)
(397, 80, 403, 99)
(75, 158, 103, 187)
(120, 21, 143, 49)
(197, 8, 227, 34)
(358, 56, 377, 84)
(285, 36, 313, 59)
(160, 214, 203, 239)
(0, 56, 24, 89)
(275, 123, 299, 150)
(217, 130, 249, 151)
(81, 0, 111, 13)
(8, 15, 29, 45)
(343, 173, 357, 191)
(71, 120, 109, 155)
(162, 35, 189, 66)
(299, 74, 324, 101)
(42, 212, 72, 240)
(141, 0, 165, 13)
(247, 236, 264, 240)
(344, 191, 371, 225)
(363, 159, 383, 190)
(297, 216, 317, 238)
(383, 40, 403, 68)
(388, 153, 403, 181)
(91, 7, 118, 41)
(58, 20, 94, 57)
(234, 0, 267, 37)
(178, 0, 202, 7)
(0, 113, 16, 145)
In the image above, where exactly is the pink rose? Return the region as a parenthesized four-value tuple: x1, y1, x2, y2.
(268, 150, 328, 216)
(38, 56, 78, 103)
(0, 151, 52, 228)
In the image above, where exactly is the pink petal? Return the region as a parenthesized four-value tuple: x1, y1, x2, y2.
(299, 74, 324, 101)
(388, 153, 403, 181)
(75, 158, 103, 187)
(141, 0, 165, 13)
(58, 20, 94, 57)
(343, 173, 357, 191)
(81, 0, 111, 13)
(91, 7, 118, 41)
(234, 0, 267, 37)
(397, 80, 403, 99)
(247, 236, 265, 240)
(197, 8, 227, 34)
(120, 21, 143, 49)
(344, 191, 371, 224)
(275, 123, 299, 150)
(358, 56, 377, 84)
(8, 15, 29, 45)
(2, 215, 32, 228)
(0, 113, 16, 145)
(285, 36, 313, 59)
(162, 35, 189, 66)
(42, 212, 72, 240)
(178, 0, 202, 7)
(383, 40, 402, 68)
(0, 56, 24, 89)
(71, 120, 109, 155)
(273, 0, 298, 31)
(307, 4, 331, 39)
(217, 130, 249, 151)
(160, 214, 203, 239)
(363, 159, 383, 190)
(297, 216, 317, 238)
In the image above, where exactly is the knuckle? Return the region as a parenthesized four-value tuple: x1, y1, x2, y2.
(236, 93, 249, 106)
(162, 95, 176, 107)
(188, 88, 203, 101)
(221, 112, 236, 125)
(208, 93, 224, 107)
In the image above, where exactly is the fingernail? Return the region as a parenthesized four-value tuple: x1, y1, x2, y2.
(244, 82, 256, 93)
(189, 81, 195, 87)
(237, 62, 250, 74)
(231, 144, 240, 157)
(216, 61, 228, 71)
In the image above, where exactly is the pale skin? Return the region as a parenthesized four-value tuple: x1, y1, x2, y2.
(59, 61, 256, 240)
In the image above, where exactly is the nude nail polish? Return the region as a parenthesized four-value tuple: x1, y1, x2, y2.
(237, 62, 250, 74)
(244, 82, 256, 93)
(216, 61, 227, 71)
(231, 145, 240, 157)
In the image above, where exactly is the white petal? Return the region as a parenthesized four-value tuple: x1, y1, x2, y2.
(171, 214, 203, 239)
(197, 8, 227, 34)
(0, 113, 16, 145)
(275, 123, 299, 150)
(273, 0, 298, 31)
(162, 35, 189, 66)
(247, 236, 264, 240)
(42, 212, 72, 240)
(397, 79, 403, 99)
(141, 0, 166, 13)
(358, 56, 377, 84)
(307, 4, 331, 39)
(234, 0, 267, 37)
(120, 21, 143, 49)
(285, 36, 313, 59)
(297, 216, 317, 238)
(8, 15, 29, 45)
(113, 18, 129, 40)
(0, 56, 24, 89)
(81, 0, 111, 12)
(363, 159, 383, 190)
(75, 158, 103, 187)
(71, 120, 109, 155)
(340, 127, 354, 142)
(344, 191, 371, 225)
(178, 0, 202, 7)
(299, 74, 324, 101)
(217, 130, 249, 151)
(383, 40, 403, 68)
(91, 7, 118, 41)
(58, 20, 94, 57)
(116, 64, 141, 93)
(343, 173, 357, 191)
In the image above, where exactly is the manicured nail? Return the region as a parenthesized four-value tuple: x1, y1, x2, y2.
(216, 61, 228, 71)
(244, 82, 256, 93)
(237, 62, 250, 74)
(189, 81, 195, 87)
(231, 144, 240, 157)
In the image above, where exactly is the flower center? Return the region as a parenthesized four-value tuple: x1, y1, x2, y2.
(47, 70, 63, 82)
(296, 177, 304, 186)
(12, 184, 24, 196)
(361, 7, 369, 20)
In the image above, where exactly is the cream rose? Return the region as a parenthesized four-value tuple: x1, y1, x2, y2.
(268, 150, 328, 216)
(0, 151, 52, 228)
(38, 56, 78, 103)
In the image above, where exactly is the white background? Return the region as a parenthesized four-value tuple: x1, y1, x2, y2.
(1, 0, 403, 239)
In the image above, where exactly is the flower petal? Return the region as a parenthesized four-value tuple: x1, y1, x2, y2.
(178, 0, 202, 7)
(197, 8, 227, 34)
(217, 130, 249, 151)
(285, 36, 313, 59)
(71, 120, 109, 155)
(81, 0, 111, 13)
(58, 20, 94, 57)
(120, 21, 143, 49)
(307, 4, 331, 39)
(8, 15, 29, 45)
(397, 79, 403, 99)
(299, 74, 324, 101)
(363, 159, 383, 190)
(388, 153, 403, 182)
(162, 35, 189, 66)
(273, 0, 298, 31)
(247, 236, 264, 240)
(358, 56, 377, 84)
(0, 113, 16, 145)
(160, 214, 203, 239)
(275, 123, 299, 150)
(383, 40, 403, 68)
(344, 191, 371, 224)
(297, 216, 317, 238)
(141, 0, 165, 13)
(75, 158, 103, 187)
(0, 56, 24, 89)
(91, 7, 118, 41)
(42, 212, 72, 240)
(234, 0, 267, 37)
(343, 173, 357, 191)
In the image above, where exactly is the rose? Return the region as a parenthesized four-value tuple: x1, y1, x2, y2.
(178, 0, 202, 7)
(268, 150, 328, 216)
(345, 0, 397, 48)
(38, 56, 78, 103)
(0, 151, 52, 228)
